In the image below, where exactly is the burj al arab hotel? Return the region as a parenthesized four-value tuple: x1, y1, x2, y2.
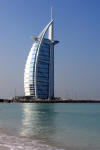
(24, 9, 59, 99)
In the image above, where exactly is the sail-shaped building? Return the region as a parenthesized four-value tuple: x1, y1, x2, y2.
(24, 9, 59, 99)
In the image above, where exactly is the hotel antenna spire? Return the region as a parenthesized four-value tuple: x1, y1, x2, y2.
(48, 7, 53, 41)
(51, 7, 53, 21)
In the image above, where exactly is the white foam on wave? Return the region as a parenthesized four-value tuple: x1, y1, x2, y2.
(0, 133, 64, 150)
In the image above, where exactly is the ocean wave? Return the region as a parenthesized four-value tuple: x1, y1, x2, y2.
(0, 133, 63, 150)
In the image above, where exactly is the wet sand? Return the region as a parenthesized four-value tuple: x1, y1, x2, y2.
(0, 145, 10, 150)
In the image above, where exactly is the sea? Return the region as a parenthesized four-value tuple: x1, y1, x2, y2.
(0, 103, 100, 150)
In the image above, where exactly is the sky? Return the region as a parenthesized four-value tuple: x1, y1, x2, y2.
(0, 0, 100, 99)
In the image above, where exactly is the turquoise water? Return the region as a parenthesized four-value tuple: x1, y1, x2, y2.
(0, 103, 100, 150)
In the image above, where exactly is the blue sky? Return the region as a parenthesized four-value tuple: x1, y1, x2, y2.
(0, 0, 100, 99)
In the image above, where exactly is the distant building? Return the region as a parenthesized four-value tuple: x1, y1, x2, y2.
(24, 9, 59, 99)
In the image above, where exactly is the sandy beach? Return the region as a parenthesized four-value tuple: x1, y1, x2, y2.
(0, 145, 10, 150)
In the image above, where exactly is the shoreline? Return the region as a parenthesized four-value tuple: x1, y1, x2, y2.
(0, 132, 59, 150)
(0, 99, 100, 103)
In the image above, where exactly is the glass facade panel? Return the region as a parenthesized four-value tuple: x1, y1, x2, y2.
(35, 38, 50, 99)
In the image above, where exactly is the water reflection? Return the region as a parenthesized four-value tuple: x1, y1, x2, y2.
(19, 104, 56, 141)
